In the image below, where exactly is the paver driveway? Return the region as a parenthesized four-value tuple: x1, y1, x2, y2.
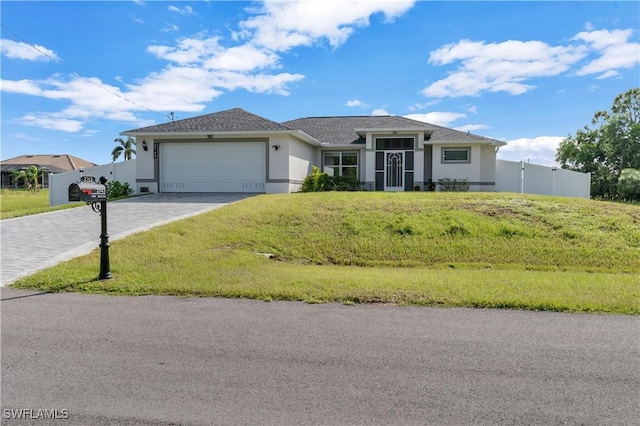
(0, 193, 254, 286)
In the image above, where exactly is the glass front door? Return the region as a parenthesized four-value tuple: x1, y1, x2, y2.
(384, 151, 404, 191)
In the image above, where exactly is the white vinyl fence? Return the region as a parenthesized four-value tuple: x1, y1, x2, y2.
(49, 160, 136, 206)
(496, 160, 590, 199)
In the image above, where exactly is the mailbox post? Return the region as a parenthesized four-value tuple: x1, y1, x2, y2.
(68, 175, 111, 280)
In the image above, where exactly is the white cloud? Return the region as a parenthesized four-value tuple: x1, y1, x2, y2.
(207, 70, 304, 95)
(239, 0, 415, 51)
(13, 133, 39, 141)
(148, 37, 222, 65)
(408, 100, 439, 111)
(1, 0, 415, 133)
(372, 108, 390, 116)
(21, 113, 84, 132)
(467, 105, 478, 114)
(404, 111, 466, 127)
(573, 29, 640, 77)
(204, 45, 280, 71)
(0, 39, 60, 61)
(423, 39, 586, 98)
(1, 79, 44, 95)
(168, 5, 195, 15)
(497, 136, 564, 167)
(588, 85, 599, 92)
(161, 22, 180, 32)
(596, 70, 620, 80)
(454, 124, 490, 132)
(423, 26, 639, 98)
(346, 99, 363, 107)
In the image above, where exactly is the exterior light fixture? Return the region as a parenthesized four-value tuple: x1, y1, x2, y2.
(142, 140, 148, 151)
(272, 145, 280, 151)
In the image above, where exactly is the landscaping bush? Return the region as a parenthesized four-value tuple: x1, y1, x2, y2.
(438, 178, 469, 192)
(301, 167, 332, 192)
(302, 168, 362, 192)
(617, 169, 640, 201)
(106, 180, 134, 199)
(332, 175, 361, 191)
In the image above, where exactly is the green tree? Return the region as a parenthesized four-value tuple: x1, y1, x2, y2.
(617, 169, 640, 201)
(111, 137, 136, 161)
(10, 165, 48, 192)
(556, 88, 640, 199)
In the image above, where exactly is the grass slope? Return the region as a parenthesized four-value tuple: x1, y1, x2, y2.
(0, 189, 82, 219)
(13, 193, 640, 313)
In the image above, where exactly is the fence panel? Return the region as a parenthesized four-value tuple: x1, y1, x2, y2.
(495, 160, 590, 199)
(495, 160, 523, 193)
(49, 160, 136, 206)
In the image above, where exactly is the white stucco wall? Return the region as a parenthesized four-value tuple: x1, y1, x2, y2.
(288, 136, 317, 183)
(479, 145, 497, 184)
(134, 135, 157, 193)
(431, 144, 482, 191)
(267, 134, 292, 182)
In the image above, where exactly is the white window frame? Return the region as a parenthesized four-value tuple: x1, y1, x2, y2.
(442, 147, 471, 164)
(323, 151, 359, 178)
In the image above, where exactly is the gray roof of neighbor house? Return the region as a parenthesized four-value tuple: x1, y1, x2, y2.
(0, 154, 96, 172)
(123, 108, 291, 134)
(123, 107, 506, 146)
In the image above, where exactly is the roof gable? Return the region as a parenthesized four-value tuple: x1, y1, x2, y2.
(123, 108, 291, 134)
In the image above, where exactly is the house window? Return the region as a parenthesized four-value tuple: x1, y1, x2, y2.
(375, 137, 414, 150)
(442, 148, 471, 163)
(323, 152, 358, 178)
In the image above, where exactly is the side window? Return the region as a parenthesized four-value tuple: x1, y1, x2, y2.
(323, 152, 358, 178)
(442, 148, 470, 163)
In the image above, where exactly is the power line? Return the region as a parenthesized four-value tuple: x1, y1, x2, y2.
(2, 23, 170, 120)
(1, 23, 59, 62)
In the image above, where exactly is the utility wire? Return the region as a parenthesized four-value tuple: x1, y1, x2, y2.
(1, 23, 171, 120)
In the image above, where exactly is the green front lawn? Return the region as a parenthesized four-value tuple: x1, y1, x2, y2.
(12, 192, 640, 314)
(0, 189, 82, 219)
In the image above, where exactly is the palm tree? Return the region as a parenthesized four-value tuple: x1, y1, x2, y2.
(10, 165, 48, 192)
(112, 137, 136, 161)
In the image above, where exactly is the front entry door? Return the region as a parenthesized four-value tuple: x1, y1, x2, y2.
(384, 151, 404, 191)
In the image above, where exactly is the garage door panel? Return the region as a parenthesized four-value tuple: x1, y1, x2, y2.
(161, 142, 266, 193)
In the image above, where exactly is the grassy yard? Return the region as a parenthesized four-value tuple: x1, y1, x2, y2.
(0, 188, 82, 219)
(12, 192, 640, 314)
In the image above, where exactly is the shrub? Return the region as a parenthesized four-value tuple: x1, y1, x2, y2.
(332, 175, 361, 191)
(106, 180, 134, 199)
(438, 178, 469, 192)
(301, 167, 332, 192)
(617, 169, 640, 201)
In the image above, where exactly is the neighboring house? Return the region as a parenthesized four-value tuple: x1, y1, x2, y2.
(122, 108, 506, 194)
(0, 154, 97, 188)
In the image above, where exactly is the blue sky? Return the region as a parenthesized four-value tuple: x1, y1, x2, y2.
(1, 1, 639, 166)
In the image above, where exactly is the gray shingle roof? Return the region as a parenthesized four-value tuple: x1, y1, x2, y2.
(282, 115, 435, 145)
(123, 108, 291, 133)
(283, 115, 504, 145)
(122, 108, 505, 146)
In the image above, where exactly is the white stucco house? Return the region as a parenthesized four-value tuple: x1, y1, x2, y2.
(121, 108, 506, 194)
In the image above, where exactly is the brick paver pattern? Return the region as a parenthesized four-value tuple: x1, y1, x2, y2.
(0, 193, 253, 286)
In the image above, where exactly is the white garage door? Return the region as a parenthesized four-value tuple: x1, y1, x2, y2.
(160, 142, 266, 192)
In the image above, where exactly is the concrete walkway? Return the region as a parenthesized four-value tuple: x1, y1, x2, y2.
(0, 193, 254, 286)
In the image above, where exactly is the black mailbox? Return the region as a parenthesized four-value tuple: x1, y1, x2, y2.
(69, 176, 107, 202)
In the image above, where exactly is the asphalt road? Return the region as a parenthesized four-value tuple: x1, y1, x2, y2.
(1, 288, 638, 425)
